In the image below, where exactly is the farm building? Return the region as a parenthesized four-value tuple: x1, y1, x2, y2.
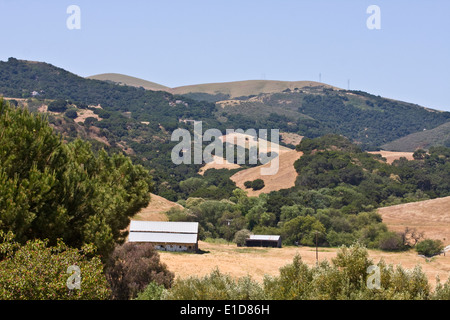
(128, 221, 199, 252)
(245, 235, 282, 248)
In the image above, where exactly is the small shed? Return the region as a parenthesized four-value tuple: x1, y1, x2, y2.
(245, 235, 282, 248)
(128, 221, 199, 252)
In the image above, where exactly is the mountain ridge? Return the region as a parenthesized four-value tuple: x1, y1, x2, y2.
(87, 72, 340, 98)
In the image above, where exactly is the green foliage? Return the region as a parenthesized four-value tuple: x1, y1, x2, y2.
(135, 281, 166, 300)
(64, 109, 78, 119)
(244, 179, 265, 191)
(263, 244, 431, 300)
(105, 243, 174, 300)
(0, 100, 153, 257)
(47, 99, 68, 112)
(0, 231, 110, 300)
(233, 229, 252, 246)
(415, 239, 444, 257)
(377, 231, 407, 251)
(164, 268, 266, 300)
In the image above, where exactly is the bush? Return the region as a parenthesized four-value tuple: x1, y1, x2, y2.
(0, 231, 110, 300)
(135, 281, 165, 300)
(377, 231, 407, 251)
(416, 239, 444, 257)
(105, 243, 174, 300)
(65, 109, 78, 119)
(251, 179, 265, 191)
(244, 179, 265, 191)
(233, 229, 252, 247)
(244, 181, 253, 189)
(47, 99, 68, 112)
(164, 268, 265, 300)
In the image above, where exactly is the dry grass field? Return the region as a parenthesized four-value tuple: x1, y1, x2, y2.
(159, 240, 450, 288)
(87, 73, 170, 91)
(378, 196, 450, 246)
(198, 155, 241, 175)
(368, 150, 414, 164)
(171, 80, 338, 98)
(230, 150, 303, 197)
(131, 193, 182, 221)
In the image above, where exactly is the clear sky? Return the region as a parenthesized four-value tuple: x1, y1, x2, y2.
(1, 0, 449, 111)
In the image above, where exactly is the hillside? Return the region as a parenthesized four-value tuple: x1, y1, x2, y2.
(86, 73, 338, 98)
(131, 193, 182, 221)
(378, 196, 450, 246)
(87, 73, 170, 92)
(84, 71, 450, 150)
(171, 80, 338, 98)
(381, 121, 450, 152)
(231, 149, 303, 196)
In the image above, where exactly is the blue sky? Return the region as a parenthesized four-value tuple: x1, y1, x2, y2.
(1, 0, 449, 111)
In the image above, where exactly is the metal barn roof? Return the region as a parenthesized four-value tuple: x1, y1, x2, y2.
(248, 235, 281, 241)
(128, 232, 198, 244)
(129, 221, 199, 234)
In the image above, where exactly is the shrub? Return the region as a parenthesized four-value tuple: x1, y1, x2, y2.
(47, 99, 68, 112)
(105, 243, 174, 300)
(244, 179, 265, 191)
(377, 231, 407, 251)
(135, 281, 165, 300)
(244, 181, 253, 189)
(233, 229, 252, 247)
(164, 268, 265, 300)
(251, 179, 265, 191)
(65, 109, 78, 119)
(0, 231, 111, 300)
(416, 239, 444, 257)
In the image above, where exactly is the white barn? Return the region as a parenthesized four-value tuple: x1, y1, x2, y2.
(128, 221, 199, 252)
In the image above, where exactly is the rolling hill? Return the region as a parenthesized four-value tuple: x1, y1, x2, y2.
(171, 80, 338, 98)
(378, 196, 450, 246)
(87, 73, 170, 92)
(86, 73, 338, 98)
(87, 71, 450, 149)
(381, 121, 450, 152)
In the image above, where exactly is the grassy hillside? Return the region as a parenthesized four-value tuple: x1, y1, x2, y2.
(378, 196, 450, 246)
(381, 121, 450, 152)
(171, 80, 338, 98)
(86, 73, 338, 98)
(87, 73, 170, 92)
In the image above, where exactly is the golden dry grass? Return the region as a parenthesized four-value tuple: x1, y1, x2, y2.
(198, 155, 241, 175)
(159, 241, 450, 288)
(131, 193, 182, 221)
(87, 73, 170, 91)
(230, 150, 303, 197)
(378, 196, 450, 246)
(74, 109, 102, 123)
(280, 132, 304, 146)
(171, 80, 338, 98)
(368, 150, 414, 164)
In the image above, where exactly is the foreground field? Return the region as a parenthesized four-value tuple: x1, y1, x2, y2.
(159, 240, 450, 289)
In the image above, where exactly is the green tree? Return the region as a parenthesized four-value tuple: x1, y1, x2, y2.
(0, 100, 153, 257)
(416, 239, 444, 257)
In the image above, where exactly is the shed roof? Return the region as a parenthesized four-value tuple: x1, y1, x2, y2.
(248, 235, 281, 241)
(128, 231, 198, 244)
(129, 221, 199, 234)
